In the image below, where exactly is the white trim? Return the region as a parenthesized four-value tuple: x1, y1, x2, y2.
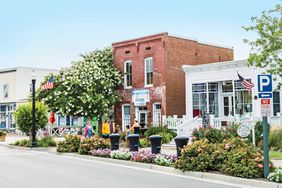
(144, 57, 153, 87)
(153, 103, 162, 125)
(122, 104, 131, 130)
(124, 60, 132, 89)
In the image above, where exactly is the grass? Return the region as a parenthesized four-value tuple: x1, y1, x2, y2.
(270, 151, 282, 159)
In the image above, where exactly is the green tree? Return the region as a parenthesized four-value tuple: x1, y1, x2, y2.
(243, 4, 282, 86)
(14, 102, 49, 135)
(37, 47, 122, 126)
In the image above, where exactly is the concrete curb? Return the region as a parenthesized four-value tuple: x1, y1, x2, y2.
(1, 144, 282, 188)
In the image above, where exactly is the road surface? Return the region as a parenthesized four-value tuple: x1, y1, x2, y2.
(0, 146, 249, 188)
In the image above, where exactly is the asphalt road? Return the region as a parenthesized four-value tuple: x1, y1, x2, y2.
(0, 146, 249, 188)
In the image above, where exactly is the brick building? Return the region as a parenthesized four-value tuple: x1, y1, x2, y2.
(112, 33, 234, 130)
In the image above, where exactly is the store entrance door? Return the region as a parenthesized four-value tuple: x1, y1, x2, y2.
(222, 94, 234, 116)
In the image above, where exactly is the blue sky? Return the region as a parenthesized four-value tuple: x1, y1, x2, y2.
(0, 0, 280, 69)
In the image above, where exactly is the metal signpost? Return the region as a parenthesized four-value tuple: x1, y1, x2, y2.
(258, 74, 272, 178)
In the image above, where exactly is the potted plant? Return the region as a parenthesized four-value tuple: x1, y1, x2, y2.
(0, 131, 6, 142)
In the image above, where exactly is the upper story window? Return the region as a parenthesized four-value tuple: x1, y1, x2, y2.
(144, 57, 153, 86)
(3, 84, 9, 99)
(124, 60, 132, 88)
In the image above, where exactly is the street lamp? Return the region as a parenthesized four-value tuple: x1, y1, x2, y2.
(31, 70, 37, 147)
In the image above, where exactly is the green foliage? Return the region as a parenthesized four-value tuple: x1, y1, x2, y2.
(120, 131, 126, 142)
(159, 132, 174, 144)
(139, 138, 151, 148)
(37, 47, 122, 119)
(192, 127, 224, 143)
(243, 4, 282, 88)
(269, 130, 282, 151)
(175, 138, 267, 178)
(57, 135, 81, 153)
(175, 139, 216, 171)
(14, 102, 48, 135)
(12, 136, 56, 147)
(144, 126, 176, 144)
(0, 131, 6, 136)
(78, 137, 110, 155)
(154, 155, 173, 166)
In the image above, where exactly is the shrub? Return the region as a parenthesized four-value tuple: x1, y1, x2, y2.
(110, 150, 132, 160)
(14, 102, 48, 135)
(120, 131, 126, 142)
(92, 149, 111, 158)
(175, 138, 267, 178)
(159, 132, 174, 144)
(192, 127, 224, 143)
(268, 167, 282, 183)
(57, 135, 81, 153)
(144, 126, 176, 138)
(247, 121, 269, 145)
(37, 136, 56, 147)
(78, 137, 110, 155)
(139, 138, 151, 148)
(175, 139, 216, 171)
(12, 136, 56, 147)
(0, 131, 6, 136)
(269, 130, 282, 151)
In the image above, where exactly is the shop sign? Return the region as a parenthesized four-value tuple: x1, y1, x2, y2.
(132, 89, 149, 106)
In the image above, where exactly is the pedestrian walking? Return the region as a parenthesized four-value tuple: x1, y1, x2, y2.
(102, 118, 110, 139)
(84, 120, 94, 138)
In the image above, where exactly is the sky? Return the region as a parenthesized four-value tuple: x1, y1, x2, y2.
(0, 0, 280, 69)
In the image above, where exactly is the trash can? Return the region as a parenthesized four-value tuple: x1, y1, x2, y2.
(109, 133, 120, 150)
(149, 135, 162, 154)
(174, 136, 189, 158)
(127, 134, 140, 151)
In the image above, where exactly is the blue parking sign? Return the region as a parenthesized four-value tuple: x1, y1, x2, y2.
(258, 75, 272, 92)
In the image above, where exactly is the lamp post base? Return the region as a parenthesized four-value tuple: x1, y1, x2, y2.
(31, 142, 38, 148)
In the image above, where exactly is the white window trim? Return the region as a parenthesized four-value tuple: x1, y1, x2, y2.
(124, 60, 132, 89)
(122, 104, 131, 130)
(153, 103, 161, 125)
(144, 57, 153, 87)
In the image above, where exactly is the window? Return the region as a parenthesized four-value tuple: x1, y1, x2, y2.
(122, 104, 131, 130)
(192, 83, 207, 117)
(3, 84, 9, 98)
(273, 92, 280, 116)
(124, 61, 132, 88)
(153, 103, 161, 125)
(208, 83, 218, 116)
(234, 80, 252, 116)
(144, 57, 153, 86)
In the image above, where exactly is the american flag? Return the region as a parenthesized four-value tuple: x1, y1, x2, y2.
(237, 73, 254, 92)
(41, 76, 54, 90)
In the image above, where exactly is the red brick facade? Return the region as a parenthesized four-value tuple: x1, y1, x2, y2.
(112, 33, 233, 129)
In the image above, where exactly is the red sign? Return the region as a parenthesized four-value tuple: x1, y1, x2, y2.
(261, 99, 270, 105)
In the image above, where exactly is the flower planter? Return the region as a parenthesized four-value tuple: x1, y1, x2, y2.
(0, 135, 6, 142)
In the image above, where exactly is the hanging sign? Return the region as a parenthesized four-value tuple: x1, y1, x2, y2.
(132, 89, 149, 106)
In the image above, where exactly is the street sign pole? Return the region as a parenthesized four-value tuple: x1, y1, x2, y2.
(262, 116, 269, 178)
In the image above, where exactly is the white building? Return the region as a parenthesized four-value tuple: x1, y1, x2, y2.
(182, 60, 282, 127)
(0, 67, 58, 130)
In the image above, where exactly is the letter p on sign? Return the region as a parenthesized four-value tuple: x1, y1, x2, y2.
(258, 75, 272, 92)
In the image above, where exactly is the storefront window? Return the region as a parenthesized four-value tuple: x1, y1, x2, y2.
(208, 83, 218, 116)
(192, 83, 207, 117)
(273, 92, 280, 116)
(234, 80, 252, 116)
(222, 81, 233, 93)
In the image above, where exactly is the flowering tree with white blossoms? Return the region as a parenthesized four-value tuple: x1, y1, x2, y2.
(37, 47, 122, 124)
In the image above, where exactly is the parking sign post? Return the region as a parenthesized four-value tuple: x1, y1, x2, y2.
(258, 74, 272, 178)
